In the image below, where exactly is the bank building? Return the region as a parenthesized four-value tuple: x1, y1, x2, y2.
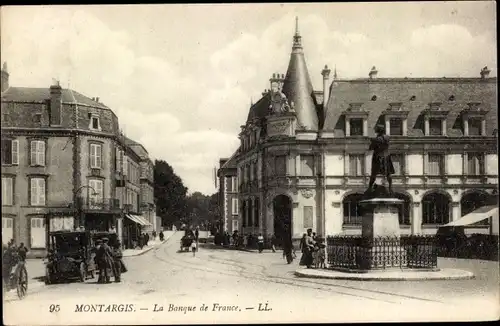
(217, 19, 498, 244)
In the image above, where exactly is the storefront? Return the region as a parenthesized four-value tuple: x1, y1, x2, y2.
(123, 214, 152, 249)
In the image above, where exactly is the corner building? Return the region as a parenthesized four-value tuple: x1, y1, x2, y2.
(1, 63, 155, 256)
(229, 21, 498, 245)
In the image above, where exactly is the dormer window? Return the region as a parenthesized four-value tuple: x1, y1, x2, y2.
(429, 119, 442, 136)
(423, 103, 449, 136)
(350, 119, 364, 136)
(383, 103, 409, 136)
(343, 104, 368, 137)
(89, 114, 101, 131)
(461, 103, 487, 137)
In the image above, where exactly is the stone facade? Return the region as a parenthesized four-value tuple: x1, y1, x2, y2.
(220, 21, 498, 245)
(217, 156, 239, 234)
(1, 65, 154, 256)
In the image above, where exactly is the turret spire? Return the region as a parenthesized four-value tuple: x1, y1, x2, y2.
(292, 16, 302, 50)
(282, 17, 318, 130)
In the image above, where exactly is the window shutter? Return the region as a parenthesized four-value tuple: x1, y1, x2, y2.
(31, 179, 37, 205)
(96, 145, 102, 168)
(96, 180, 103, 200)
(30, 141, 37, 165)
(11, 140, 19, 165)
(6, 178, 12, 205)
(38, 179, 46, 205)
(38, 141, 45, 166)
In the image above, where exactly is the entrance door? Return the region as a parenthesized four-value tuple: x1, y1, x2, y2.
(2, 217, 13, 245)
(31, 217, 45, 248)
(273, 195, 292, 247)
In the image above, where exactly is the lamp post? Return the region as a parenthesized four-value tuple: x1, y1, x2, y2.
(74, 185, 97, 230)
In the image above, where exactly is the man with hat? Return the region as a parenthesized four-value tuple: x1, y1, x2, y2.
(368, 124, 395, 194)
(95, 237, 113, 284)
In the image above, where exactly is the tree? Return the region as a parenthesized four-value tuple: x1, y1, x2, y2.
(185, 192, 220, 231)
(154, 160, 188, 228)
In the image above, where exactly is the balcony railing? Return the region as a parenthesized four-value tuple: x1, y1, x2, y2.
(77, 197, 121, 211)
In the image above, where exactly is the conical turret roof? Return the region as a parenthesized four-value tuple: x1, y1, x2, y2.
(281, 17, 319, 130)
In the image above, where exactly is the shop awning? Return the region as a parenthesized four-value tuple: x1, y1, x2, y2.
(443, 206, 499, 227)
(125, 214, 152, 226)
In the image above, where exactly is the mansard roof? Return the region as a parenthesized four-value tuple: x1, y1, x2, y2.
(323, 77, 497, 137)
(1, 86, 108, 109)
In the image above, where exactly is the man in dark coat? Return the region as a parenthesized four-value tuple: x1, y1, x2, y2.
(96, 238, 113, 283)
(368, 124, 395, 194)
(112, 240, 124, 283)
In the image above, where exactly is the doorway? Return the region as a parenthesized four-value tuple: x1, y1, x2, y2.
(273, 195, 292, 247)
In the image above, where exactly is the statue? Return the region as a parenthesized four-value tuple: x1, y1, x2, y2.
(365, 124, 395, 198)
(269, 83, 292, 114)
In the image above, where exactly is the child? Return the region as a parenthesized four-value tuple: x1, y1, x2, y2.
(312, 243, 320, 269)
(317, 243, 326, 269)
(191, 240, 197, 257)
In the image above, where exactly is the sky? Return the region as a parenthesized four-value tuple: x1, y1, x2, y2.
(1, 2, 497, 195)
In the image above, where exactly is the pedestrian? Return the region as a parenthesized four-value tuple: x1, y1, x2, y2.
(139, 233, 145, 249)
(159, 231, 164, 241)
(112, 240, 123, 283)
(282, 235, 294, 264)
(17, 242, 28, 262)
(145, 233, 150, 246)
(152, 230, 157, 240)
(191, 240, 197, 257)
(299, 229, 315, 269)
(271, 234, 277, 253)
(299, 233, 306, 253)
(257, 233, 264, 253)
(312, 232, 317, 242)
(96, 238, 114, 283)
(195, 227, 200, 244)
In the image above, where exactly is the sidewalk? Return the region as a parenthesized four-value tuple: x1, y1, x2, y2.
(122, 232, 176, 257)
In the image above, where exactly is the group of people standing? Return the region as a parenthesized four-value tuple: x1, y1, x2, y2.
(299, 228, 325, 269)
(94, 238, 127, 283)
(2, 240, 29, 284)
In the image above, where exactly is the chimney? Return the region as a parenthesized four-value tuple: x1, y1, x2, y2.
(480, 66, 490, 79)
(95, 97, 99, 103)
(321, 65, 331, 108)
(262, 89, 268, 97)
(369, 66, 378, 79)
(50, 80, 62, 126)
(1, 62, 9, 93)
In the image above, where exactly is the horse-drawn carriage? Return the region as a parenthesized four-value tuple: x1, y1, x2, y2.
(180, 230, 195, 252)
(45, 230, 96, 284)
(2, 246, 28, 299)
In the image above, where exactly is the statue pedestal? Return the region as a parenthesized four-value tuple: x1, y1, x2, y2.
(358, 197, 406, 270)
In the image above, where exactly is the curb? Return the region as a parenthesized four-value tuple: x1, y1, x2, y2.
(294, 269, 475, 281)
(123, 233, 176, 257)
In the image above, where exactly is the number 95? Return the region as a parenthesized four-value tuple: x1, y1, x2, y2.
(49, 304, 60, 313)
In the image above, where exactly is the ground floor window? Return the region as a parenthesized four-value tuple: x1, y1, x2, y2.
(422, 192, 450, 225)
(343, 193, 363, 225)
(30, 217, 45, 248)
(2, 217, 14, 245)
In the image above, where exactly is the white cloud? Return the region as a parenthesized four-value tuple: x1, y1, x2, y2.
(1, 6, 496, 194)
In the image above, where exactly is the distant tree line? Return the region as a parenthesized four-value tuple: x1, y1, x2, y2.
(154, 160, 219, 230)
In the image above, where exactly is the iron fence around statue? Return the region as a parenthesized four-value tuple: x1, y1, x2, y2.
(326, 235, 438, 270)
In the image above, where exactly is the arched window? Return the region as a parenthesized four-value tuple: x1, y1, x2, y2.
(343, 193, 364, 225)
(422, 192, 450, 225)
(461, 191, 490, 225)
(393, 193, 411, 225)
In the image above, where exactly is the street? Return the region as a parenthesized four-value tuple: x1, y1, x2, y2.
(3, 232, 499, 324)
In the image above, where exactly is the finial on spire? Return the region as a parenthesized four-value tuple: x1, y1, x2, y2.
(334, 65, 338, 79)
(292, 16, 302, 50)
(250, 97, 253, 107)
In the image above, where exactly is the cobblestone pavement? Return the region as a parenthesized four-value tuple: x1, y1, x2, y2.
(4, 232, 499, 324)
